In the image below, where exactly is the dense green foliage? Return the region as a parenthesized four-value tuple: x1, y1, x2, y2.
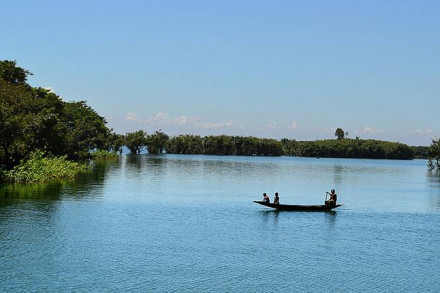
(335, 128, 346, 140)
(63, 101, 112, 159)
(124, 130, 147, 154)
(428, 139, 440, 169)
(0, 60, 113, 170)
(90, 150, 120, 160)
(0, 60, 32, 86)
(166, 135, 204, 154)
(1, 151, 90, 183)
(109, 133, 125, 154)
(281, 138, 414, 159)
(146, 131, 169, 154)
(166, 135, 283, 156)
(412, 146, 430, 159)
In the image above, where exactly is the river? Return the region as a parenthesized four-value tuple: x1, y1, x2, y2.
(1, 155, 439, 292)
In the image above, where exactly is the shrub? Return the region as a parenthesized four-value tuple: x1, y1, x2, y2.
(91, 149, 120, 160)
(3, 151, 90, 183)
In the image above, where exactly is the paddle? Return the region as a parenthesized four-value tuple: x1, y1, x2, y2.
(325, 191, 331, 205)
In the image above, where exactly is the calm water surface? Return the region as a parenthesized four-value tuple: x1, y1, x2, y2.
(1, 155, 439, 292)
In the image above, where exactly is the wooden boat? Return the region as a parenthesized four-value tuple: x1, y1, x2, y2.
(253, 201, 341, 211)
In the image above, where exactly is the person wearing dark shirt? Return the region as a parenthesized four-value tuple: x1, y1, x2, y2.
(273, 192, 280, 205)
(325, 189, 337, 206)
(263, 193, 270, 203)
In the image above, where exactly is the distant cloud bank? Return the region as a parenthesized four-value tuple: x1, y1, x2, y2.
(125, 112, 234, 130)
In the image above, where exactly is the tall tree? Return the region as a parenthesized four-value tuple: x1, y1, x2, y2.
(335, 128, 345, 140)
(125, 130, 147, 154)
(428, 138, 440, 169)
(64, 101, 111, 159)
(146, 131, 169, 154)
(109, 133, 125, 154)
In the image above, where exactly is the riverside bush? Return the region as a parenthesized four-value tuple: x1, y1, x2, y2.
(2, 151, 90, 183)
(91, 150, 119, 160)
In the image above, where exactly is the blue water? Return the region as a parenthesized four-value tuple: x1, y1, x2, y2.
(1, 155, 439, 292)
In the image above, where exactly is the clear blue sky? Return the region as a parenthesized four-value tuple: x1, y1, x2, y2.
(2, 0, 439, 145)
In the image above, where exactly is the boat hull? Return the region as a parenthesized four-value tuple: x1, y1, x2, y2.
(254, 201, 341, 211)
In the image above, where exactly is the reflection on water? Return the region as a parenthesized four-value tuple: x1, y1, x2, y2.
(0, 159, 114, 210)
(0, 183, 63, 209)
(324, 211, 337, 229)
(427, 169, 440, 185)
(257, 209, 338, 228)
(257, 210, 279, 225)
(125, 154, 143, 170)
(426, 170, 440, 209)
(333, 164, 345, 185)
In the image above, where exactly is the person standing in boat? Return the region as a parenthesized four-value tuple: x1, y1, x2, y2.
(263, 193, 270, 203)
(325, 189, 337, 206)
(273, 192, 280, 205)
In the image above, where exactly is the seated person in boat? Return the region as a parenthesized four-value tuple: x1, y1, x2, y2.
(325, 189, 337, 206)
(262, 193, 270, 203)
(273, 192, 280, 205)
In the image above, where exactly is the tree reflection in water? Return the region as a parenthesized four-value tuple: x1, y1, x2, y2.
(426, 170, 440, 209)
(0, 159, 116, 209)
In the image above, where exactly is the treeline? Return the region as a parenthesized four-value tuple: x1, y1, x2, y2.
(412, 146, 430, 159)
(281, 138, 414, 160)
(166, 135, 282, 156)
(119, 132, 283, 156)
(122, 131, 415, 160)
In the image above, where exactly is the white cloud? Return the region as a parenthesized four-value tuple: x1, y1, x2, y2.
(411, 128, 433, 134)
(145, 112, 172, 124)
(125, 112, 137, 121)
(173, 115, 201, 125)
(363, 126, 384, 134)
(288, 121, 298, 129)
(125, 112, 233, 130)
(202, 120, 233, 129)
(266, 122, 278, 129)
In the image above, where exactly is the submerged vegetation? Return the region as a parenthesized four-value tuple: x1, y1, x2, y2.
(0, 60, 437, 183)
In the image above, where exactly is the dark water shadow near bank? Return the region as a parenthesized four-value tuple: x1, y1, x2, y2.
(0, 160, 115, 209)
(0, 182, 64, 209)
